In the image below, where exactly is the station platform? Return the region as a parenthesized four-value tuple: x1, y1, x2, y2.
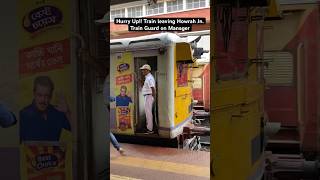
(110, 143, 210, 180)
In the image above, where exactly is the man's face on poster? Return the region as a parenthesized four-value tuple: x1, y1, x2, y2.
(34, 85, 52, 112)
(120, 88, 126, 96)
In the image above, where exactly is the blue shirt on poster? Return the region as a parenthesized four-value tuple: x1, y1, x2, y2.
(19, 102, 71, 142)
(115, 95, 132, 106)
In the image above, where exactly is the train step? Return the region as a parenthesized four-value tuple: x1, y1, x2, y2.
(192, 118, 206, 125)
(266, 139, 301, 154)
(180, 126, 210, 138)
(193, 105, 205, 110)
(199, 136, 210, 145)
(193, 110, 210, 117)
(268, 139, 300, 145)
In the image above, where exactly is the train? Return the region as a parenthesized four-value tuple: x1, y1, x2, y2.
(262, 2, 320, 179)
(0, 0, 317, 179)
(192, 63, 210, 111)
(210, 7, 265, 180)
(210, 0, 276, 179)
(211, 0, 320, 179)
(109, 33, 195, 139)
(110, 1, 298, 180)
(263, 0, 320, 160)
(110, 0, 278, 180)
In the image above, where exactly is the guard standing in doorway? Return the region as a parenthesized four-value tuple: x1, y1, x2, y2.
(140, 64, 156, 134)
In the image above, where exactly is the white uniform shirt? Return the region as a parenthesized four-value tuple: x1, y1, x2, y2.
(142, 73, 155, 95)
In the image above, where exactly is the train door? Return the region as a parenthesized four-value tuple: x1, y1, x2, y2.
(134, 56, 158, 134)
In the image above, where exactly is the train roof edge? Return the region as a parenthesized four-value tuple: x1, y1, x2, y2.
(110, 33, 186, 53)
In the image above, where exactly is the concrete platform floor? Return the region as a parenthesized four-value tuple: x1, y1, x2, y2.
(110, 143, 210, 180)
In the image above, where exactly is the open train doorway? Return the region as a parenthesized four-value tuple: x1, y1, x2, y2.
(134, 56, 159, 135)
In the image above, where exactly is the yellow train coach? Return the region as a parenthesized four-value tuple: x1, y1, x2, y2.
(109, 33, 195, 139)
(210, 0, 280, 179)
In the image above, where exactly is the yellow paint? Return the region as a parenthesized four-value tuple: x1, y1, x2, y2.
(211, 5, 266, 180)
(175, 43, 194, 62)
(266, 0, 280, 17)
(211, 76, 265, 180)
(174, 43, 193, 127)
(111, 156, 210, 178)
(59, 129, 73, 180)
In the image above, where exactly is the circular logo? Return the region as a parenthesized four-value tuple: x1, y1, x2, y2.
(117, 63, 130, 73)
(23, 6, 63, 34)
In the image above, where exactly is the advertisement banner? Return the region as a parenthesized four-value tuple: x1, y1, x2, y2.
(20, 141, 72, 180)
(18, 0, 73, 179)
(110, 52, 135, 134)
(116, 106, 133, 132)
(19, 39, 70, 76)
(177, 63, 188, 87)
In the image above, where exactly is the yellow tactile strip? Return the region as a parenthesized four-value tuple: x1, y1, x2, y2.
(110, 174, 143, 180)
(110, 156, 210, 178)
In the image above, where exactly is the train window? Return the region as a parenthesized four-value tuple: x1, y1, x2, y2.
(263, 51, 293, 85)
(214, 7, 249, 81)
(192, 77, 202, 89)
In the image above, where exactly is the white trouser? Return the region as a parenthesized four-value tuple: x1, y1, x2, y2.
(144, 95, 154, 131)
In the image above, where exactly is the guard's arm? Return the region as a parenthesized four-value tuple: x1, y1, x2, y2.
(151, 87, 156, 98)
(149, 78, 156, 98)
